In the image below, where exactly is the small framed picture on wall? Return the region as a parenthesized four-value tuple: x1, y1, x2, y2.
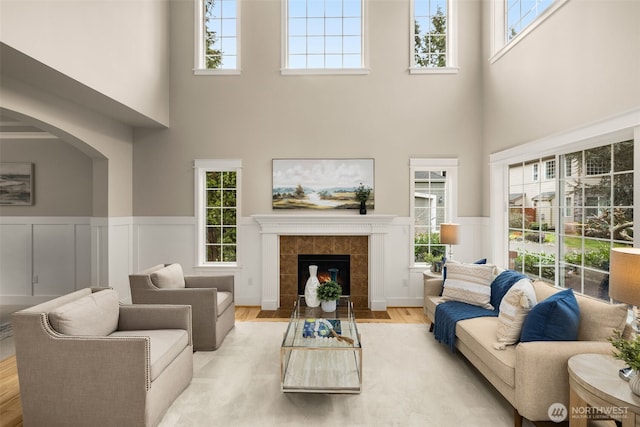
(0, 162, 34, 205)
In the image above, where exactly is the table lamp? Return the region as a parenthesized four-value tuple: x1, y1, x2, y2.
(440, 223, 459, 260)
(609, 247, 640, 380)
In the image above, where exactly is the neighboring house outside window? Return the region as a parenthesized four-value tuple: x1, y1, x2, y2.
(507, 140, 634, 301)
(194, 159, 241, 266)
(509, 156, 556, 281)
(283, 0, 367, 74)
(410, 0, 457, 73)
(544, 159, 556, 179)
(195, 0, 240, 74)
(559, 141, 634, 300)
(564, 157, 573, 177)
(410, 158, 458, 265)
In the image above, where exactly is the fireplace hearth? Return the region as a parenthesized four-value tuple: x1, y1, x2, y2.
(298, 254, 351, 296)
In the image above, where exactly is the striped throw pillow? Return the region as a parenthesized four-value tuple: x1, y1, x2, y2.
(441, 262, 496, 309)
(495, 278, 537, 347)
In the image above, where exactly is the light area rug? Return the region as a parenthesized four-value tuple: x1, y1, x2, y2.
(159, 322, 520, 427)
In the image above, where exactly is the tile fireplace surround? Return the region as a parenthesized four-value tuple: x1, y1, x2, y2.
(252, 214, 395, 311)
(280, 235, 367, 308)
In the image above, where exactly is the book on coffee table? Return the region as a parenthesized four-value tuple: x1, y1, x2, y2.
(302, 318, 342, 338)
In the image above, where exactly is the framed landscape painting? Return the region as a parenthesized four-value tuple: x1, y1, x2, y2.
(272, 158, 374, 210)
(0, 163, 34, 205)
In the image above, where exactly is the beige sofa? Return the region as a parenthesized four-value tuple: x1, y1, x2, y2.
(12, 288, 193, 427)
(424, 271, 629, 427)
(129, 263, 235, 351)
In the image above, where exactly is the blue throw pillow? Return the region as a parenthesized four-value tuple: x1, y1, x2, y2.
(520, 288, 580, 342)
(489, 269, 527, 310)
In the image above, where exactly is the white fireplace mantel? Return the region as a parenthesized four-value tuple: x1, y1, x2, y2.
(252, 214, 396, 311)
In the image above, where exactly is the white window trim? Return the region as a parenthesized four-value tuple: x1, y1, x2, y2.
(193, 0, 242, 75)
(489, 108, 640, 270)
(489, 0, 569, 64)
(408, 0, 459, 74)
(280, 0, 370, 75)
(409, 158, 459, 267)
(544, 159, 555, 180)
(194, 159, 242, 268)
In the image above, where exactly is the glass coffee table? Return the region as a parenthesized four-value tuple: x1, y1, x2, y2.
(280, 295, 362, 393)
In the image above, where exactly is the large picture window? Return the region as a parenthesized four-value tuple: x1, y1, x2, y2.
(507, 140, 634, 301)
(559, 141, 634, 300)
(194, 159, 241, 266)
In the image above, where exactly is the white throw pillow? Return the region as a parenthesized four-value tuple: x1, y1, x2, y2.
(441, 262, 496, 309)
(49, 289, 120, 336)
(150, 263, 186, 288)
(495, 278, 537, 347)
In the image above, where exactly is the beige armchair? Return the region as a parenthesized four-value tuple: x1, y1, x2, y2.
(12, 287, 193, 427)
(129, 263, 235, 351)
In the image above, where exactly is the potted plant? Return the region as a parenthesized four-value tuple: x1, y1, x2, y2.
(608, 329, 640, 394)
(430, 254, 445, 273)
(317, 280, 342, 312)
(354, 183, 372, 215)
(423, 252, 440, 266)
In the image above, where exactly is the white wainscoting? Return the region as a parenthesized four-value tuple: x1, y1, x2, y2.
(1, 215, 490, 308)
(0, 217, 92, 305)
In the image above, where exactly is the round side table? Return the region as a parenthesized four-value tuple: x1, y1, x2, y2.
(568, 353, 640, 427)
(423, 267, 443, 281)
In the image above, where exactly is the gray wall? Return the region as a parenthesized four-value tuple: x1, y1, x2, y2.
(0, 139, 93, 216)
(133, 0, 485, 217)
(0, 0, 171, 127)
(1, 0, 638, 219)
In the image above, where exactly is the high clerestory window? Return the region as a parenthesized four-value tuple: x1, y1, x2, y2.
(507, 0, 555, 41)
(410, 0, 457, 73)
(195, 0, 240, 74)
(490, 0, 568, 61)
(283, 0, 367, 74)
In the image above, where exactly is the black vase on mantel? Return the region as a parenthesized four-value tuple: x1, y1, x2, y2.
(359, 200, 367, 215)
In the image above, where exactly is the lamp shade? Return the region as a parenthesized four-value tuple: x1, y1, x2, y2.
(610, 247, 640, 306)
(440, 223, 460, 245)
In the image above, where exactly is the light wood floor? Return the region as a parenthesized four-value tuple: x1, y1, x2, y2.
(0, 307, 429, 427)
(235, 306, 430, 323)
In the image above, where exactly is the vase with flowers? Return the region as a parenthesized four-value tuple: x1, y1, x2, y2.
(355, 183, 372, 215)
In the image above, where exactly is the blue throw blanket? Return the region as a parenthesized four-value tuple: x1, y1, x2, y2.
(434, 269, 527, 352)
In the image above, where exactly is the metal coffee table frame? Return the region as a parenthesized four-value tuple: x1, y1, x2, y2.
(280, 295, 362, 393)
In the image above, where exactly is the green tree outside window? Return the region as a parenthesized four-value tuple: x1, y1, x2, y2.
(414, 5, 447, 68)
(206, 171, 237, 262)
